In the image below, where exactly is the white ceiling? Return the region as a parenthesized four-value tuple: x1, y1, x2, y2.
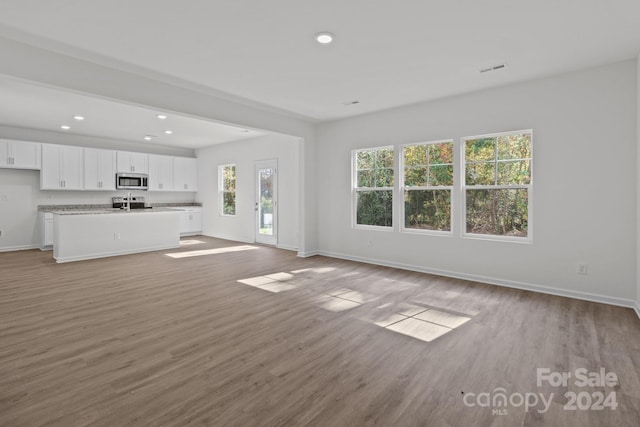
(0, 77, 265, 149)
(0, 1, 639, 141)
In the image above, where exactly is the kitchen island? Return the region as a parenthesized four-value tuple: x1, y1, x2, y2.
(53, 208, 180, 263)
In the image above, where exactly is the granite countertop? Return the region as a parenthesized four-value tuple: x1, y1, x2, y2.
(50, 207, 184, 215)
(38, 202, 202, 213)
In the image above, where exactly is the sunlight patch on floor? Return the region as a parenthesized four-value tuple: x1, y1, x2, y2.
(377, 306, 471, 343)
(165, 245, 259, 258)
(179, 239, 206, 246)
(314, 294, 361, 312)
(238, 266, 473, 343)
(290, 267, 337, 274)
(386, 317, 452, 342)
(237, 271, 299, 293)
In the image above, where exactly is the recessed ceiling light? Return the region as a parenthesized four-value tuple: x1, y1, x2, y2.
(60, 125, 71, 130)
(164, 130, 173, 135)
(156, 114, 168, 120)
(73, 115, 85, 121)
(144, 135, 153, 141)
(315, 32, 334, 44)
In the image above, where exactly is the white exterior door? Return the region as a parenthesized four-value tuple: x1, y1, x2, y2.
(255, 160, 277, 246)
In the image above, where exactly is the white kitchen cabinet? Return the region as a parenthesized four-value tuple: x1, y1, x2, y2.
(40, 212, 54, 249)
(84, 148, 116, 190)
(148, 154, 174, 191)
(41, 144, 84, 190)
(116, 151, 148, 174)
(0, 139, 41, 170)
(173, 157, 198, 192)
(178, 207, 202, 235)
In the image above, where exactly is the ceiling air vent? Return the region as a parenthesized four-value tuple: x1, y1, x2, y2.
(480, 63, 507, 73)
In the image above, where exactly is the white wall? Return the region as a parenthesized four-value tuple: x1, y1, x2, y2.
(196, 134, 300, 251)
(637, 54, 640, 315)
(317, 60, 637, 306)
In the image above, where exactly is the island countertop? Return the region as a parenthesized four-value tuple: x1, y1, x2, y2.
(39, 202, 201, 212)
(51, 207, 184, 215)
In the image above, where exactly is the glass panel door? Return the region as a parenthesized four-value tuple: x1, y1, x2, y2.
(255, 160, 277, 245)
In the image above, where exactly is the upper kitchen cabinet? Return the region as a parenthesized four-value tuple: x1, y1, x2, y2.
(41, 144, 84, 190)
(116, 151, 148, 174)
(148, 154, 174, 191)
(84, 148, 116, 190)
(0, 139, 41, 170)
(173, 157, 198, 192)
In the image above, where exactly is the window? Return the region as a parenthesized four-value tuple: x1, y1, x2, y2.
(401, 140, 453, 233)
(219, 164, 236, 216)
(463, 130, 532, 239)
(353, 146, 394, 227)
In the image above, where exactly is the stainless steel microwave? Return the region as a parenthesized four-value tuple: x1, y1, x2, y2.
(116, 173, 148, 190)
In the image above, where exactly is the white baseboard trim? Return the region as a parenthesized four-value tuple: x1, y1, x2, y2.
(277, 243, 298, 252)
(318, 250, 638, 314)
(0, 244, 39, 253)
(297, 250, 319, 258)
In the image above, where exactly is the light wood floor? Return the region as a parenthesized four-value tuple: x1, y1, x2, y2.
(1, 236, 640, 426)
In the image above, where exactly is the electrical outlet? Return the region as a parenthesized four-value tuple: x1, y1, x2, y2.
(576, 262, 588, 275)
(0, 193, 8, 202)
(367, 239, 374, 247)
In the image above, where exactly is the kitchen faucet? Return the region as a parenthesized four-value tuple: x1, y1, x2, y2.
(126, 192, 132, 212)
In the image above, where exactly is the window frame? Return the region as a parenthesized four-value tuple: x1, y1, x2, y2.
(461, 129, 533, 243)
(400, 139, 454, 236)
(352, 145, 395, 231)
(218, 163, 237, 217)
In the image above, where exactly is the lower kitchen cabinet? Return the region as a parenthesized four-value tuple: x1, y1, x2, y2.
(40, 212, 54, 250)
(178, 207, 202, 235)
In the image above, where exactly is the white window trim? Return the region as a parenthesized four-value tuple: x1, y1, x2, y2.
(400, 139, 454, 236)
(218, 163, 236, 217)
(352, 145, 395, 230)
(460, 129, 533, 243)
